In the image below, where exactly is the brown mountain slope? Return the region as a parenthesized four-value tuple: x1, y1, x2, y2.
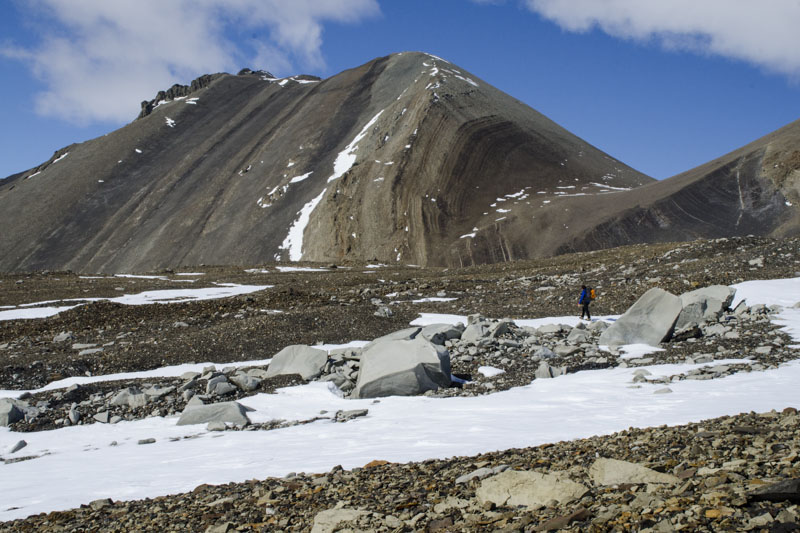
(552, 117, 800, 256)
(461, 117, 800, 265)
(0, 52, 652, 272)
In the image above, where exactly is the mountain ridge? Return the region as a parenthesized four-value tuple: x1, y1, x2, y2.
(0, 51, 797, 273)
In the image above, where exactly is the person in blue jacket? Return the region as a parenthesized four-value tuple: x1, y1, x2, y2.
(578, 284, 591, 320)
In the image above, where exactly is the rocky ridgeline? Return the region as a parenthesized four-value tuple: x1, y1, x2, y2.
(2, 408, 798, 532)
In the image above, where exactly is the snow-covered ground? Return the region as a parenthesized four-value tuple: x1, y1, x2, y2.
(0, 284, 271, 322)
(1, 278, 799, 521)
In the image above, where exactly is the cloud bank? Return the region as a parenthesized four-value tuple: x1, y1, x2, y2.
(2, 0, 379, 124)
(523, 0, 800, 78)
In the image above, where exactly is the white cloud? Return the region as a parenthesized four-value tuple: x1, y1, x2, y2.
(523, 0, 800, 78)
(2, 0, 379, 124)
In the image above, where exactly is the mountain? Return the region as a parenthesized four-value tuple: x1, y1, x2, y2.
(0, 51, 796, 273)
(547, 117, 800, 256)
(0, 52, 651, 273)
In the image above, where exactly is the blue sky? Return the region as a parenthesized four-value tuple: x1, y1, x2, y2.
(2, 0, 800, 180)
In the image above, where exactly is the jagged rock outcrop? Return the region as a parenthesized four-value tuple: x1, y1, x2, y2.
(137, 73, 226, 118)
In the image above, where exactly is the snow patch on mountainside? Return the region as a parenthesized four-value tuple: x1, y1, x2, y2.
(289, 171, 313, 183)
(327, 111, 384, 183)
(281, 188, 327, 261)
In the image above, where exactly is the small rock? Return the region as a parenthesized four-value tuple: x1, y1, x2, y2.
(89, 498, 113, 510)
(204, 522, 235, 533)
(53, 332, 74, 343)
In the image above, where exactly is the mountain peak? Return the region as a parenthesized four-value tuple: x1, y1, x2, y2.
(0, 52, 795, 273)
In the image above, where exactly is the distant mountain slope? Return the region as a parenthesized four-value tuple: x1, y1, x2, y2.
(544, 117, 800, 257)
(0, 52, 653, 272)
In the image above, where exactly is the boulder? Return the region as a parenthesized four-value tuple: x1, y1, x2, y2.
(456, 465, 509, 484)
(535, 361, 565, 379)
(599, 288, 682, 346)
(265, 345, 328, 380)
(246, 368, 270, 380)
(353, 336, 451, 398)
(209, 381, 237, 396)
(186, 395, 205, 407)
(476, 470, 588, 507)
(747, 478, 800, 504)
(230, 373, 262, 392)
(362, 328, 420, 350)
(533, 346, 556, 359)
(334, 409, 368, 422)
(675, 285, 736, 329)
(110, 387, 148, 409)
(311, 509, 370, 533)
(0, 399, 24, 426)
(488, 320, 513, 338)
(421, 323, 464, 345)
(554, 344, 581, 356)
(566, 328, 590, 344)
(587, 320, 608, 332)
(176, 401, 251, 427)
(461, 320, 490, 343)
(144, 385, 175, 398)
(590, 458, 680, 485)
(537, 324, 567, 335)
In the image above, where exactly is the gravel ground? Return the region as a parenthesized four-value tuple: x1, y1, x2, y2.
(2, 236, 798, 391)
(2, 408, 798, 532)
(1, 235, 799, 531)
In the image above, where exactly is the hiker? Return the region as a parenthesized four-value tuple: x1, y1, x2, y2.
(578, 284, 592, 320)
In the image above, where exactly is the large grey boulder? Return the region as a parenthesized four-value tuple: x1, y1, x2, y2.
(590, 458, 680, 485)
(176, 401, 251, 427)
(599, 288, 682, 346)
(353, 336, 451, 398)
(0, 399, 24, 426)
(476, 470, 588, 507)
(265, 345, 328, 380)
(675, 285, 736, 330)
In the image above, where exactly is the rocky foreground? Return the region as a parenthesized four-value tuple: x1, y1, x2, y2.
(1, 407, 798, 532)
(1, 236, 799, 531)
